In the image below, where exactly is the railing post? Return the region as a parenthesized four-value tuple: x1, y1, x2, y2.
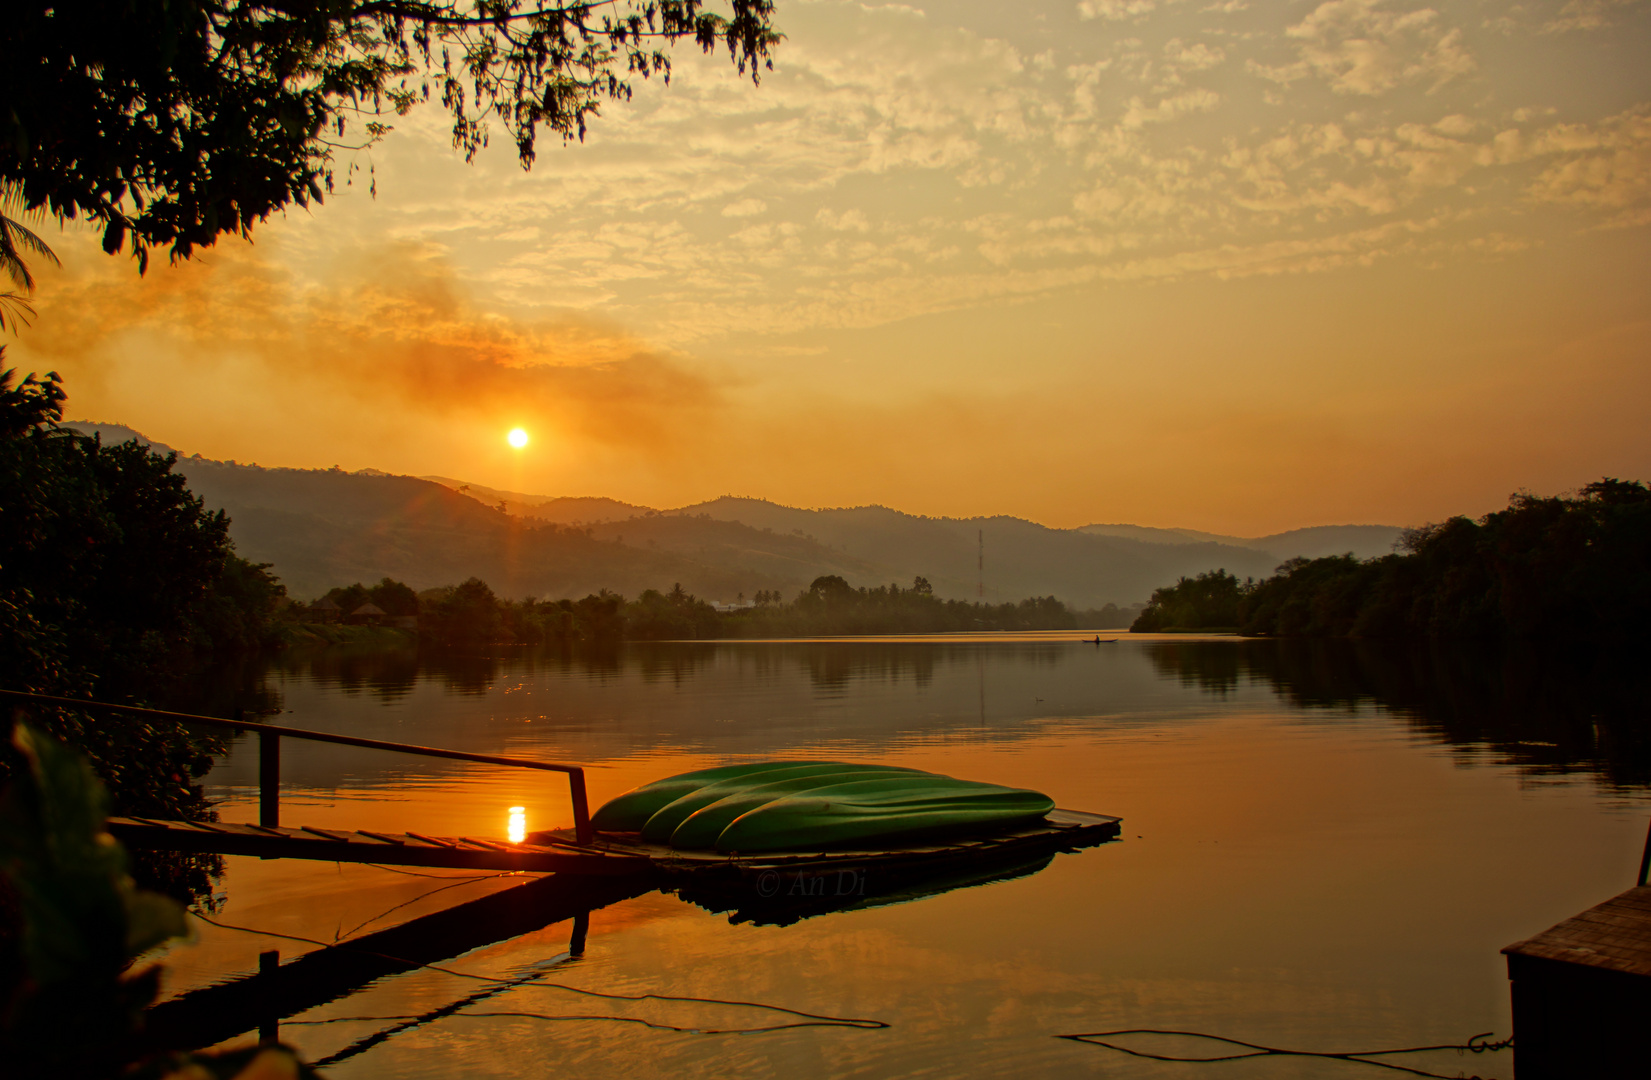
(569, 768, 592, 845)
(259, 728, 280, 829)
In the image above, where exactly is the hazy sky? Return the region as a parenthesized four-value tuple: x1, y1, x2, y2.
(12, 0, 1651, 534)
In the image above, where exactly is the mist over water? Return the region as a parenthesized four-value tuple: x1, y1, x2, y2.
(164, 637, 1649, 1077)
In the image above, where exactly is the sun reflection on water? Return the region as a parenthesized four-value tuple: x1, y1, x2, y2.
(507, 806, 526, 843)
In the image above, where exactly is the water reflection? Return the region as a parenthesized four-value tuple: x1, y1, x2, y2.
(677, 850, 1060, 927)
(1146, 639, 1651, 791)
(156, 635, 1651, 1078)
(257, 639, 1084, 706)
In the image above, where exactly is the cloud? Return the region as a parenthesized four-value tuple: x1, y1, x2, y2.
(18, 236, 718, 453)
(1162, 38, 1227, 72)
(127, 0, 1646, 358)
(1526, 107, 1651, 219)
(1252, 0, 1475, 95)
(1543, 0, 1638, 33)
(1078, 0, 1160, 21)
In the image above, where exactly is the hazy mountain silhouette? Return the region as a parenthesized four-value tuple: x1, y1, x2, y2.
(1078, 522, 1401, 562)
(66, 423, 1402, 606)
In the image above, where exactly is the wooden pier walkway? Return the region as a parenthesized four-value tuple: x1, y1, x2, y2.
(106, 816, 651, 876)
(5, 690, 1120, 885)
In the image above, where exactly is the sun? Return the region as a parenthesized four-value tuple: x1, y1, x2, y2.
(507, 428, 530, 449)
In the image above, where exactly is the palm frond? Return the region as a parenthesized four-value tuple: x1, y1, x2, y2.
(0, 291, 38, 332)
(0, 185, 61, 294)
(0, 214, 60, 293)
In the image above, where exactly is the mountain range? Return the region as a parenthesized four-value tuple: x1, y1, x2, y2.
(67, 422, 1404, 607)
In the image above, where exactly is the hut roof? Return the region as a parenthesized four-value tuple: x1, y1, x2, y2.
(351, 602, 388, 616)
(310, 597, 341, 611)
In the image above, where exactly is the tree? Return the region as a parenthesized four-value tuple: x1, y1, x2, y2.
(1, 0, 779, 272)
(0, 359, 287, 901)
(0, 189, 58, 331)
(422, 576, 506, 644)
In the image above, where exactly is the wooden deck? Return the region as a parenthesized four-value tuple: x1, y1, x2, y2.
(1502, 885, 1651, 1080)
(107, 816, 652, 876)
(1503, 884, 1651, 978)
(111, 808, 1120, 880)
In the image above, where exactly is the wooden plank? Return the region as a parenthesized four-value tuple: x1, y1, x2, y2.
(107, 818, 651, 877)
(358, 830, 407, 845)
(108, 807, 1119, 880)
(1503, 886, 1651, 979)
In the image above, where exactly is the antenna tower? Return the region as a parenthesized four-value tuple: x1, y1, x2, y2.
(978, 529, 984, 600)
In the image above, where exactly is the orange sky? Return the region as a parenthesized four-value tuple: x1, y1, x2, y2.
(8, 0, 1651, 535)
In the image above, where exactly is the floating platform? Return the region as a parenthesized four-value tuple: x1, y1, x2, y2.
(1503, 884, 1651, 1080)
(111, 808, 1120, 884)
(533, 807, 1120, 879)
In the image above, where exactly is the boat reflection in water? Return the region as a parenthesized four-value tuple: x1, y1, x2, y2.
(676, 848, 1064, 927)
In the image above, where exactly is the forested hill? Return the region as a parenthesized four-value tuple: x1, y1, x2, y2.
(67, 423, 1396, 606)
(655, 497, 1286, 605)
(1075, 522, 1401, 561)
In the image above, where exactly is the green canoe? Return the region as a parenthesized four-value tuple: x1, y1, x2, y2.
(590, 761, 1055, 853)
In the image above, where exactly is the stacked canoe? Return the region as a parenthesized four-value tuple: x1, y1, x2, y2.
(590, 761, 1056, 854)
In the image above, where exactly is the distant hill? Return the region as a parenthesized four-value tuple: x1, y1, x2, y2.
(62, 422, 1404, 607)
(421, 477, 647, 524)
(1077, 521, 1402, 561)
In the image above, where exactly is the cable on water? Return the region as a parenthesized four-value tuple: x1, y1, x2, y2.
(189, 911, 889, 1032)
(291, 1010, 882, 1037)
(1057, 1028, 1513, 1080)
(332, 871, 518, 941)
(364, 863, 527, 880)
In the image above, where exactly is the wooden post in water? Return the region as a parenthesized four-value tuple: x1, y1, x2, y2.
(258, 949, 279, 1044)
(570, 912, 590, 957)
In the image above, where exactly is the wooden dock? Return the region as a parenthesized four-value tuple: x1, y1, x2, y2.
(1503, 884, 1651, 1079)
(108, 808, 1119, 881)
(8, 690, 1120, 891)
(107, 817, 652, 876)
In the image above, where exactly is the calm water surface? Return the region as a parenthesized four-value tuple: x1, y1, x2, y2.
(155, 636, 1650, 1078)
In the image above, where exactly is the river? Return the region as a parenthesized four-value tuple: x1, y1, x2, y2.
(150, 634, 1650, 1078)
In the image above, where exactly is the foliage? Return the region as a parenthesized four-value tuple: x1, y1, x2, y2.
(722, 576, 1080, 637)
(322, 575, 420, 616)
(0, 361, 290, 896)
(309, 573, 1105, 644)
(0, 722, 318, 1078)
(1129, 570, 1246, 632)
(1129, 480, 1651, 639)
(2, 0, 779, 270)
(0, 722, 186, 1073)
(625, 582, 721, 640)
(420, 575, 508, 644)
(0, 187, 58, 332)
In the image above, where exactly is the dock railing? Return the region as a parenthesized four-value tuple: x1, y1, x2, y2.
(0, 690, 594, 844)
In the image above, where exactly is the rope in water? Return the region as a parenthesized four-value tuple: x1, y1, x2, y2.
(190, 911, 888, 1033)
(1058, 1028, 1513, 1079)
